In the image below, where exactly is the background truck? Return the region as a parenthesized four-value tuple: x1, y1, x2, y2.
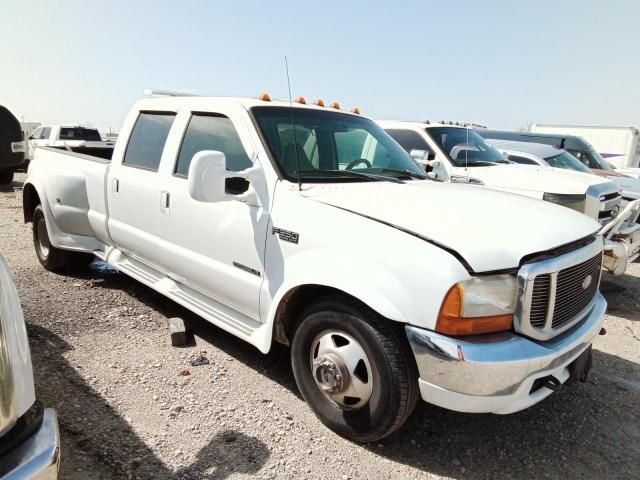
(26, 125, 115, 165)
(0, 105, 27, 184)
(381, 121, 639, 274)
(0, 254, 60, 478)
(23, 91, 606, 441)
(532, 124, 640, 169)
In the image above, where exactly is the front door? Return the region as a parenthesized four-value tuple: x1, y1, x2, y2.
(157, 109, 268, 320)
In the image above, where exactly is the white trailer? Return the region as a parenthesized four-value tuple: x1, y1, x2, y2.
(531, 124, 640, 169)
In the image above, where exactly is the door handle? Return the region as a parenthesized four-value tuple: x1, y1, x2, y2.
(111, 178, 119, 198)
(160, 191, 170, 215)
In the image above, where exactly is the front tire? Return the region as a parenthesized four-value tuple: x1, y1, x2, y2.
(291, 295, 419, 442)
(32, 205, 93, 271)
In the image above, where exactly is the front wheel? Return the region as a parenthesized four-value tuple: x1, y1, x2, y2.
(32, 205, 93, 271)
(291, 296, 419, 442)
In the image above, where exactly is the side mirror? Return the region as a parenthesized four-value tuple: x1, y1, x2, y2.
(188, 150, 262, 205)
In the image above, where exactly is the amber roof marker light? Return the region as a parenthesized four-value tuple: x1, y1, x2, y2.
(258, 92, 272, 101)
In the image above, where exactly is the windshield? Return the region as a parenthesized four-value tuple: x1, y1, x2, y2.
(252, 107, 426, 182)
(566, 145, 613, 171)
(59, 127, 102, 141)
(426, 127, 508, 167)
(545, 151, 593, 173)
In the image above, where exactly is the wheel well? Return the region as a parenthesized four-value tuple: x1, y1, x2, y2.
(272, 285, 367, 345)
(22, 184, 40, 224)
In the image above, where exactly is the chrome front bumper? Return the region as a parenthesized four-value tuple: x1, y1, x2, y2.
(406, 293, 606, 414)
(0, 408, 60, 479)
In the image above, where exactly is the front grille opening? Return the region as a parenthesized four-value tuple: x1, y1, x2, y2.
(552, 254, 601, 328)
(530, 275, 550, 328)
(599, 210, 615, 220)
(528, 252, 602, 333)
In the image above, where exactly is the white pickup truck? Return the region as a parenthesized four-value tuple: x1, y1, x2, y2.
(23, 92, 607, 441)
(0, 255, 60, 477)
(380, 121, 639, 275)
(26, 125, 114, 164)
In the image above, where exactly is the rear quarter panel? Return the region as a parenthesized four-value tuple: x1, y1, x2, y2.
(25, 148, 110, 250)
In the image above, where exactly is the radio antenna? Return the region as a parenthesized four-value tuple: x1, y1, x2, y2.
(285, 56, 302, 191)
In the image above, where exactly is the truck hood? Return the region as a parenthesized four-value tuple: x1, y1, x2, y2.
(304, 181, 600, 272)
(453, 164, 613, 196)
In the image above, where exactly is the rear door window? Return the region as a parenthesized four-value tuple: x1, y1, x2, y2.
(123, 112, 176, 171)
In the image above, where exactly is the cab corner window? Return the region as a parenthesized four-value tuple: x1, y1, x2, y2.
(175, 114, 252, 177)
(123, 112, 176, 171)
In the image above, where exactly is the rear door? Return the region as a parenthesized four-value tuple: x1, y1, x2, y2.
(107, 110, 177, 268)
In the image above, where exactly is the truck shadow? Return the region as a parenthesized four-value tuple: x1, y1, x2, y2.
(26, 323, 270, 479)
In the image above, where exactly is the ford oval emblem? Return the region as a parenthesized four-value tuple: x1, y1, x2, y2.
(582, 275, 593, 290)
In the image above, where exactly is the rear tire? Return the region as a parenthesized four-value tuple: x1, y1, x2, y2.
(0, 170, 13, 184)
(291, 295, 419, 442)
(32, 205, 93, 271)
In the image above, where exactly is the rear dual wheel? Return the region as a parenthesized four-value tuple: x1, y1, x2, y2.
(291, 296, 419, 442)
(32, 205, 93, 271)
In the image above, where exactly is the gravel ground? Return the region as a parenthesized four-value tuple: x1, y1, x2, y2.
(0, 173, 638, 479)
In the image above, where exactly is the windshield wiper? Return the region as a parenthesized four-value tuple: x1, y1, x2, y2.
(464, 160, 499, 167)
(298, 170, 405, 184)
(379, 168, 428, 180)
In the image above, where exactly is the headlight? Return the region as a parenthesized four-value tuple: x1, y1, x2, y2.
(436, 274, 517, 335)
(542, 192, 586, 213)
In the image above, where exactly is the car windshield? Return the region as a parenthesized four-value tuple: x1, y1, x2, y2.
(426, 127, 508, 167)
(545, 151, 593, 173)
(566, 143, 613, 171)
(252, 106, 427, 182)
(59, 127, 102, 141)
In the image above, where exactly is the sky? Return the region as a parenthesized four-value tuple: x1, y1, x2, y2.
(0, 0, 638, 132)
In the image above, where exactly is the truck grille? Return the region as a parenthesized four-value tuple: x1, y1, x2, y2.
(516, 239, 603, 341)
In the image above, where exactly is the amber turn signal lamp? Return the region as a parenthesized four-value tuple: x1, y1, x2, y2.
(258, 92, 271, 101)
(435, 285, 513, 335)
(294, 96, 306, 104)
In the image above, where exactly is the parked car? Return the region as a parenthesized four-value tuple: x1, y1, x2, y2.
(0, 254, 60, 477)
(0, 106, 27, 184)
(531, 124, 639, 169)
(477, 128, 640, 180)
(23, 91, 607, 441)
(486, 139, 640, 204)
(26, 125, 115, 164)
(380, 121, 637, 275)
